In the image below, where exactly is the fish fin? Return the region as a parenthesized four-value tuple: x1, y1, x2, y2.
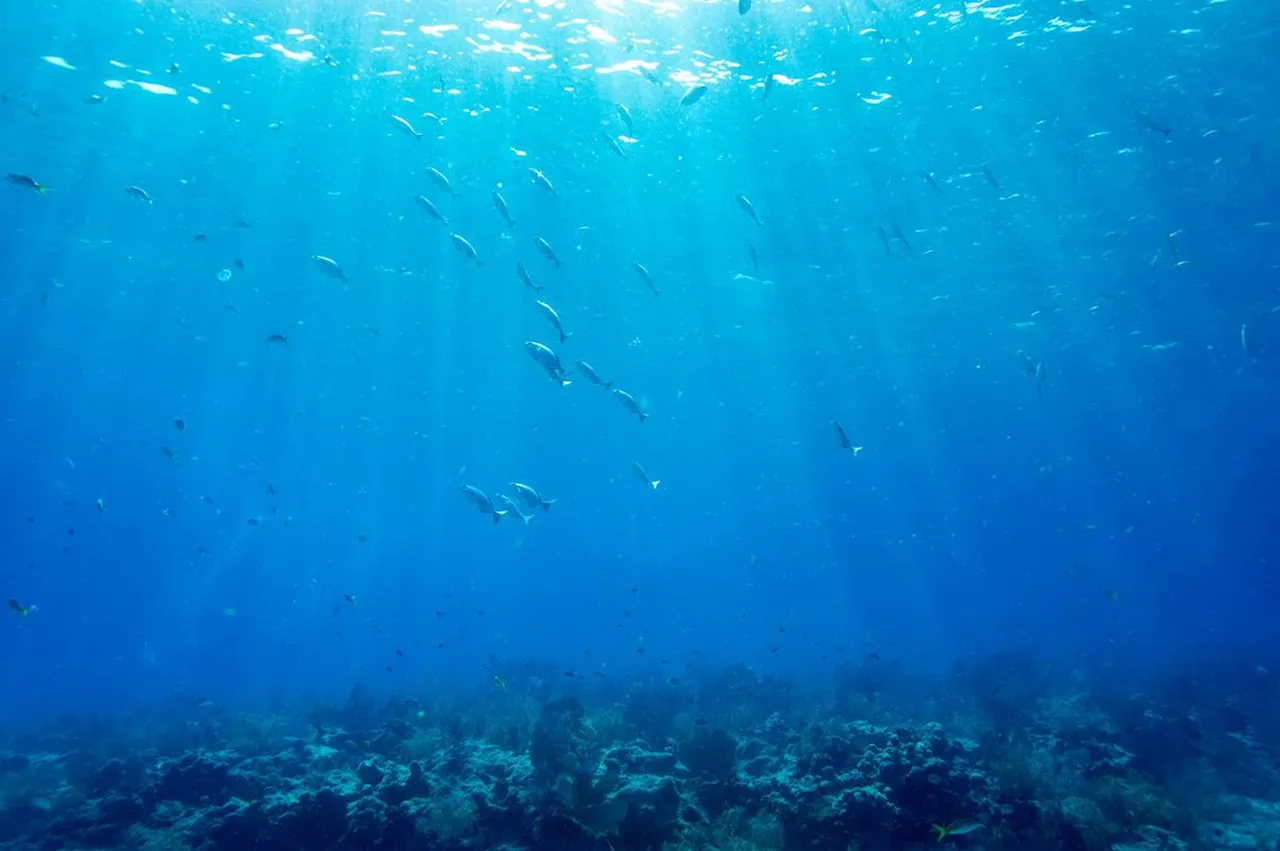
(35, 186, 48, 196)
(520, 514, 532, 525)
(541, 501, 554, 512)
(932, 826, 948, 842)
(560, 380, 572, 388)
(650, 479, 661, 490)
(493, 510, 506, 525)
(639, 412, 647, 424)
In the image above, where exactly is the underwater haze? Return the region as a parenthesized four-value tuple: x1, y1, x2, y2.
(2, 0, 1279, 850)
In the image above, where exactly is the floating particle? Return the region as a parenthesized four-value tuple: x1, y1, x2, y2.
(217, 268, 232, 282)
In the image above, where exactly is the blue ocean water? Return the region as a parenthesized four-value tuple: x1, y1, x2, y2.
(2, 1, 1278, 849)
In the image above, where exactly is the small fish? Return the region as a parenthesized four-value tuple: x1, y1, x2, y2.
(740, 0, 752, 12)
(920, 170, 944, 194)
(311, 255, 349, 282)
(535, 299, 570, 343)
(680, 85, 709, 107)
(932, 820, 983, 842)
(173, 418, 186, 432)
(413, 194, 450, 225)
(160, 446, 177, 464)
(613, 388, 648, 423)
(450, 233, 483, 266)
(426, 167, 459, 196)
(832, 421, 864, 455)
(343, 592, 358, 607)
(491, 191, 516, 229)
(1241, 323, 1251, 356)
(575, 360, 611, 389)
(266, 333, 289, 345)
(83, 94, 105, 105)
(891, 222, 913, 253)
(7, 599, 37, 617)
(735, 194, 762, 227)
(391, 114, 422, 139)
(1135, 109, 1172, 137)
(498, 494, 534, 524)
(633, 461, 661, 489)
(7, 173, 48, 195)
(1019, 351, 1047, 398)
(529, 168, 557, 197)
(748, 242, 760, 270)
(493, 675, 508, 691)
(602, 131, 627, 160)
(981, 164, 1000, 190)
(125, 186, 154, 204)
(461, 485, 507, 524)
(632, 262, 659, 296)
(516, 261, 542, 293)
(616, 103, 634, 134)
(535, 236, 563, 268)
(524, 340, 572, 386)
(512, 482, 556, 512)
(762, 73, 775, 100)
(166, 62, 180, 74)
(876, 223, 891, 254)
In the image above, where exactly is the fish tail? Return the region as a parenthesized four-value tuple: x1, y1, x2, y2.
(443, 218, 451, 226)
(493, 511, 505, 525)
(653, 288, 661, 297)
(638, 412, 648, 424)
(542, 500, 554, 512)
(604, 381, 612, 389)
(650, 479, 661, 490)
(932, 826, 948, 842)
(476, 260, 485, 268)
(560, 379, 572, 388)
(35, 185, 48, 196)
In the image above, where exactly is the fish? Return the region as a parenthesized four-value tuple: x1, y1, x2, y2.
(602, 131, 627, 160)
(632, 262, 660, 296)
(83, 94, 105, 105)
(680, 85, 708, 107)
(493, 675, 508, 691)
(920, 170, 944, 194)
(498, 494, 534, 524)
(461, 485, 507, 524)
(981, 164, 1000, 190)
(265, 333, 289, 345)
(1019, 351, 1047, 398)
(516, 261, 542, 294)
(413, 194, 450, 225)
(311, 255, 349, 282)
(426, 167, 460, 197)
(876, 223, 892, 254)
(535, 299, 570, 343)
(616, 103, 634, 134)
(391, 114, 422, 139)
(832, 421, 864, 455)
(575, 360, 611, 389)
(492, 191, 516, 229)
(633, 461, 661, 489)
(450, 233, 483, 266)
(748, 242, 760, 270)
(160, 446, 177, 464)
(524, 341, 572, 387)
(7, 173, 48, 195)
(535, 236, 563, 268)
(1241, 323, 1251, 356)
(735, 194, 762, 227)
(891, 222, 913, 253)
(612, 388, 648, 423)
(343, 592, 357, 607)
(1135, 109, 1172, 137)
(512, 482, 556, 512)
(762, 73, 775, 100)
(529, 168, 557, 197)
(125, 186, 154, 204)
(932, 820, 983, 842)
(740, 0, 752, 12)
(7, 599, 37, 617)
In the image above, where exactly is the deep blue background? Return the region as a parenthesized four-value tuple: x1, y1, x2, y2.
(1, 0, 1277, 724)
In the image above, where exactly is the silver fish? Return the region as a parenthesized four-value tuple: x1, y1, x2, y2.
(891, 222, 913, 253)
(529, 168, 557, 197)
(414, 194, 450, 225)
(832, 420, 864, 455)
(612, 388, 648, 423)
(524, 341, 572, 387)
(426, 167, 459, 196)
(461, 485, 507, 524)
(535, 237, 563, 269)
(517, 261, 542, 294)
(512, 482, 556, 512)
(762, 73, 774, 100)
(632, 262, 659, 296)
(575, 360, 611, 389)
(681, 85, 708, 107)
(492, 191, 516, 229)
(497, 494, 533, 524)
(311, 255, 349, 282)
(125, 185, 154, 204)
(450, 233, 483, 266)
(391, 114, 422, 139)
(735, 193, 762, 227)
(602, 131, 627, 160)
(535, 299, 570, 343)
(616, 103, 634, 134)
(633, 461, 660, 489)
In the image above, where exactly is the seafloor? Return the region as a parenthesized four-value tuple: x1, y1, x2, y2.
(1, 655, 1277, 851)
